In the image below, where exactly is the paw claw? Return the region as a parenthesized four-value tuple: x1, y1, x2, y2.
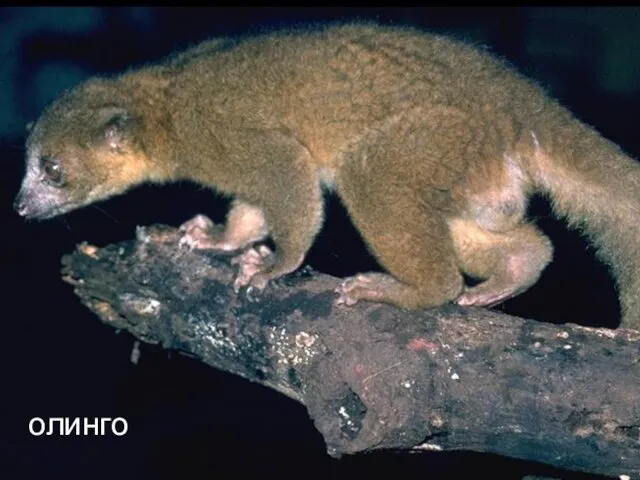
(244, 285, 261, 303)
(178, 234, 196, 250)
(456, 287, 516, 308)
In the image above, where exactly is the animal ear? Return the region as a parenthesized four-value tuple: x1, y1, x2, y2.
(97, 106, 137, 151)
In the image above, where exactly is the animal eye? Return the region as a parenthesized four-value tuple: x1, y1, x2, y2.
(40, 157, 64, 186)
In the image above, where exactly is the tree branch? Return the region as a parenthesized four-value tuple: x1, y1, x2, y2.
(60, 224, 640, 477)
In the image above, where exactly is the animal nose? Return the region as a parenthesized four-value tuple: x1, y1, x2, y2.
(13, 193, 28, 217)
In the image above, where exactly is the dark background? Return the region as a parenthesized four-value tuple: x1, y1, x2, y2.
(1, 7, 639, 479)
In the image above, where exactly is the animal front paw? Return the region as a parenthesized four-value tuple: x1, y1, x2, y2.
(178, 214, 232, 252)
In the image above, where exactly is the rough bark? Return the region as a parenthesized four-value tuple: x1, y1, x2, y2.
(60, 224, 640, 478)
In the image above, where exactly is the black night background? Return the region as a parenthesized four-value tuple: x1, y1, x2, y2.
(1, 7, 639, 479)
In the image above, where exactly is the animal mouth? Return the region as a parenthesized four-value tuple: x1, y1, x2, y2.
(17, 199, 77, 221)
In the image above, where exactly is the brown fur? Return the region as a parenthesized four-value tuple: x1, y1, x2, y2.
(14, 23, 640, 329)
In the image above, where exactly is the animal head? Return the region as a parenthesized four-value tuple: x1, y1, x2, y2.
(14, 79, 153, 220)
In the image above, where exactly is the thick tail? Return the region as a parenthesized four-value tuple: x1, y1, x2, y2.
(525, 114, 640, 330)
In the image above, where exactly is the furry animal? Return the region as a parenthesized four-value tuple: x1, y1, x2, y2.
(14, 23, 640, 329)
